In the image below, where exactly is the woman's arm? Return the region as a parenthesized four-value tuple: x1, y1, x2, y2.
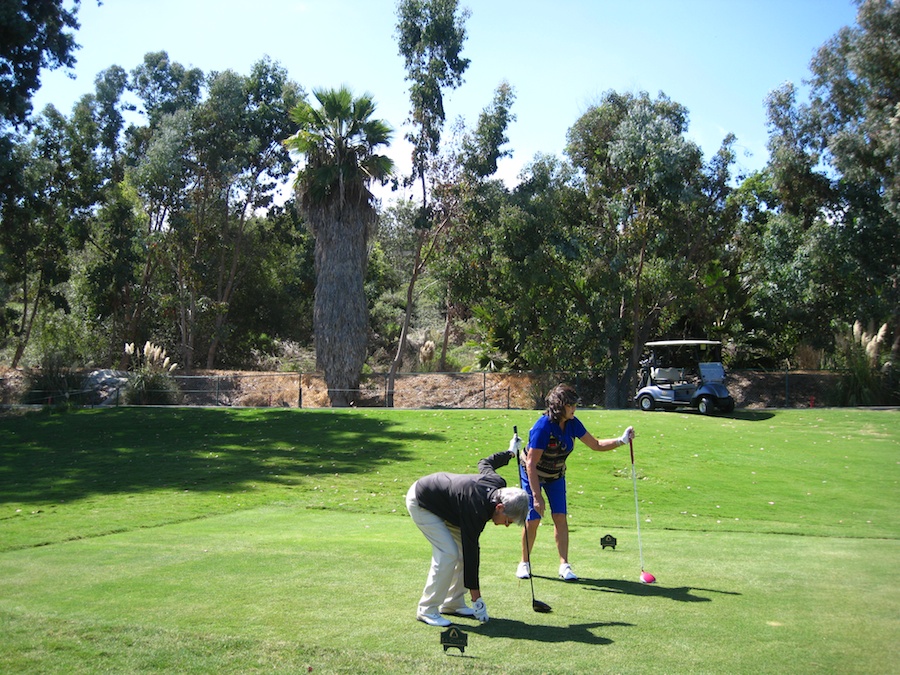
(524, 447, 545, 516)
(580, 426, 634, 452)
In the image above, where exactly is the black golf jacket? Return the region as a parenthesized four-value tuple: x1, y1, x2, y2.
(413, 450, 513, 590)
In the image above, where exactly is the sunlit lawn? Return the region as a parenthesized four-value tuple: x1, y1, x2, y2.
(1, 406, 897, 673)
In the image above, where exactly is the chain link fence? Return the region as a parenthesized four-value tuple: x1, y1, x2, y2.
(1, 368, 847, 409)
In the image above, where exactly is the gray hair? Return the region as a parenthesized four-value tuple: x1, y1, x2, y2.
(497, 487, 530, 526)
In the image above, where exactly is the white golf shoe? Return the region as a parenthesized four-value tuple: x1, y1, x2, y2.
(440, 605, 475, 617)
(417, 612, 451, 627)
(559, 563, 578, 581)
(516, 561, 531, 579)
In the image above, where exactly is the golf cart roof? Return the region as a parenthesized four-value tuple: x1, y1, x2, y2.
(645, 340, 722, 347)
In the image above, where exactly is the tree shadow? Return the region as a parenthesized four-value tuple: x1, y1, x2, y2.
(0, 407, 434, 503)
(473, 617, 627, 645)
(727, 410, 776, 422)
(574, 577, 742, 602)
(670, 409, 776, 421)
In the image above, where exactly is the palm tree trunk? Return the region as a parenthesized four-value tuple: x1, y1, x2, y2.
(313, 201, 370, 407)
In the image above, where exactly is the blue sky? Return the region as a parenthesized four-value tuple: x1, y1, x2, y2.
(33, 0, 861, 197)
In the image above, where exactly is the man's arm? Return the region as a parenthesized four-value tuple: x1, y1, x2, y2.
(477, 450, 514, 475)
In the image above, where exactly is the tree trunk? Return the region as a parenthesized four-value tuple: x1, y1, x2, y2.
(206, 185, 255, 369)
(386, 230, 425, 407)
(118, 252, 159, 369)
(438, 287, 452, 372)
(11, 269, 44, 369)
(312, 200, 371, 407)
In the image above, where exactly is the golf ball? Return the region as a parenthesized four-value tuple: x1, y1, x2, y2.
(640, 571, 656, 584)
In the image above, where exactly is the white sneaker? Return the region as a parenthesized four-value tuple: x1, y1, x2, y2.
(559, 563, 578, 581)
(440, 605, 475, 617)
(516, 561, 531, 579)
(417, 612, 451, 627)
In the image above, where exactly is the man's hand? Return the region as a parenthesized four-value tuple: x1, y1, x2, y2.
(473, 598, 489, 623)
(619, 426, 635, 445)
(508, 434, 524, 458)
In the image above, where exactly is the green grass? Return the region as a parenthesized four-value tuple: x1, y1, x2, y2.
(1, 407, 898, 673)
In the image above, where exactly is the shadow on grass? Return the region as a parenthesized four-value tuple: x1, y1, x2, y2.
(727, 410, 776, 422)
(664, 409, 776, 421)
(575, 577, 742, 601)
(474, 617, 624, 644)
(0, 407, 433, 503)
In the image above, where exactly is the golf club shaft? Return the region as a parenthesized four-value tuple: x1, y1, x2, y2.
(515, 425, 546, 610)
(630, 440, 646, 571)
(523, 521, 538, 603)
(516, 425, 535, 598)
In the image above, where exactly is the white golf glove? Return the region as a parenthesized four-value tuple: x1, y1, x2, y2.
(619, 426, 635, 446)
(473, 598, 489, 623)
(508, 434, 524, 458)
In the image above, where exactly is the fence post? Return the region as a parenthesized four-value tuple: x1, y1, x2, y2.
(784, 368, 789, 408)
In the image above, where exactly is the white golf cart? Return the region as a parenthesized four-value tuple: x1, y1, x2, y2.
(634, 339, 735, 414)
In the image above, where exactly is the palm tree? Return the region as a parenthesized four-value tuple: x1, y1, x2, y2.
(285, 86, 393, 406)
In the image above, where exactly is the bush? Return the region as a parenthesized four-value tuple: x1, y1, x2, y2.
(20, 354, 85, 406)
(833, 321, 889, 406)
(123, 342, 182, 406)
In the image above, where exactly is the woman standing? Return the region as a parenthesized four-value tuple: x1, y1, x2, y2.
(518, 383, 634, 581)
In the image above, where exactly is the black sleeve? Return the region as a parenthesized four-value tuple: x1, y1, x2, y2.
(477, 450, 513, 476)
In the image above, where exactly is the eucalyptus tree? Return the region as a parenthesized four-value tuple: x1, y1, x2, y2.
(443, 153, 594, 373)
(387, 0, 470, 401)
(732, 0, 899, 365)
(0, 0, 83, 356)
(173, 58, 302, 370)
(430, 81, 516, 368)
(562, 90, 736, 405)
(3, 63, 142, 367)
(1, 110, 82, 366)
(119, 52, 203, 366)
(61, 66, 145, 364)
(0, 0, 81, 212)
(284, 86, 393, 406)
(396, 0, 470, 193)
(803, 0, 897, 345)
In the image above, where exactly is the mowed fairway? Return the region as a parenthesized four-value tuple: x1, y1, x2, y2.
(1, 406, 897, 674)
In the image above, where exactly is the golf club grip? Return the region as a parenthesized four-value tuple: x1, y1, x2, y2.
(629, 439, 635, 464)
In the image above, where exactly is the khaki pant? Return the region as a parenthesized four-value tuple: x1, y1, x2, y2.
(405, 482, 467, 616)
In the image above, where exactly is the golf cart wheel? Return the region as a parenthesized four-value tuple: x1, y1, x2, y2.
(698, 396, 715, 415)
(638, 394, 656, 412)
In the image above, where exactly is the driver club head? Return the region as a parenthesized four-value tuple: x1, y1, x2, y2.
(532, 599, 552, 613)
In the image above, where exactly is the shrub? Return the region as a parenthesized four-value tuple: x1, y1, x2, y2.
(20, 353, 85, 406)
(123, 342, 182, 405)
(833, 321, 888, 406)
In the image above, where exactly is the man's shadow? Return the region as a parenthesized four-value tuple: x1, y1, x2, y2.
(474, 617, 629, 645)
(571, 576, 742, 602)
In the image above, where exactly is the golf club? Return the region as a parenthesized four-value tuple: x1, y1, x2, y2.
(629, 438, 656, 584)
(514, 425, 552, 613)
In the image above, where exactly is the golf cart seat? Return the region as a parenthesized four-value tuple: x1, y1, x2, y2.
(651, 367, 683, 384)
